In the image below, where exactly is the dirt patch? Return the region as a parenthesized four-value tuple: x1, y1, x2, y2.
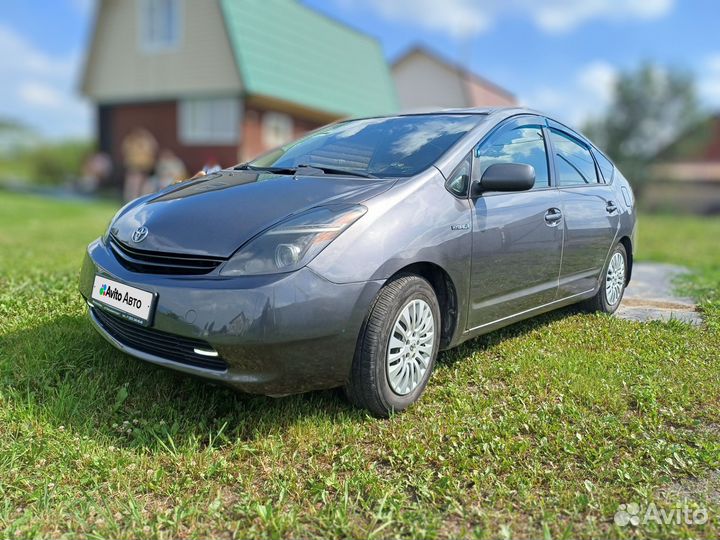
(661, 470, 720, 506)
(620, 298, 696, 311)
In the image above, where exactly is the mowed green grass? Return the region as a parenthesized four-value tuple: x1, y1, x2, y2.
(0, 191, 719, 539)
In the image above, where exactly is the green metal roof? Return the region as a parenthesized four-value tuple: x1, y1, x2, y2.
(219, 0, 398, 118)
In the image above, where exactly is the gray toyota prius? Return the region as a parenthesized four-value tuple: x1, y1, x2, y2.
(80, 107, 636, 416)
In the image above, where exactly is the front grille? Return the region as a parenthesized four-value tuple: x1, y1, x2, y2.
(92, 307, 228, 371)
(109, 235, 224, 275)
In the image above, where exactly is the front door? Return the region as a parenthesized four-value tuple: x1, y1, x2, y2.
(468, 117, 563, 329)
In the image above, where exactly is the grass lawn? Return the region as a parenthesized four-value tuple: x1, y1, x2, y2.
(0, 191, 719, 539)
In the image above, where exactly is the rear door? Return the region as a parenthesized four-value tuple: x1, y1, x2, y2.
(547, 126, 620, 298)
(467, 116, 563, 329)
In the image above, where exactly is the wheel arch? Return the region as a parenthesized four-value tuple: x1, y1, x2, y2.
(387, 262, 459, 350)
(618, 235, 633, 284)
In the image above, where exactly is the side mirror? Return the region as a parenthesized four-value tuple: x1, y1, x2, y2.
(472, 163, 535, 195)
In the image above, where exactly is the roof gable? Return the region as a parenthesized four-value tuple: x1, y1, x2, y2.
(393, 46, 516, 102)
(219, 0, 398, 117)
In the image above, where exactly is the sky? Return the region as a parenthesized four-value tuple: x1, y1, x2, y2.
(0, 0, 718, 139)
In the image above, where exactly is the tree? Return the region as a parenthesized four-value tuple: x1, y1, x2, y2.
(583, 63, 701, 197)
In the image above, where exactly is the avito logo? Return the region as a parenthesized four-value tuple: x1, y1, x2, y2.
(97, 283, 144, 309)
(100, 284, 124, 302)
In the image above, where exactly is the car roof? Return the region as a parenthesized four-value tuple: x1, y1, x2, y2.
(392, 106, 541, 117)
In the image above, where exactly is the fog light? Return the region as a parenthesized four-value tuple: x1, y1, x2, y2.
(193, 348, 219, 357)
(275, 243, 301, 268)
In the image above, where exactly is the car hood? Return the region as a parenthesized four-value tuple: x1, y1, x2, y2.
(111, 170, 396, 258)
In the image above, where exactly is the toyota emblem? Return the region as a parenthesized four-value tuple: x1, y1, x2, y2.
(132, 226, 149, 243)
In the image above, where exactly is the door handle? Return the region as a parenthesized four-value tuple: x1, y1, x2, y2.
(606, 201, 618, 213)
(544, 208, 562, 226)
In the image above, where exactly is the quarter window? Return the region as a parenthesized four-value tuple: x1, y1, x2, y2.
(139, 0, 181, 52)
(474, 126, 550, 189)
(550, 130, 599, 186)
(446, 155, 471, 197)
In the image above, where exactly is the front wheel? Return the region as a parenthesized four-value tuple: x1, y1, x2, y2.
(345, 274, 440, 417)
(581, 243, 628, 314)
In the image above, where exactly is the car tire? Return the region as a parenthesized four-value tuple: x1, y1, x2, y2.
(581, 242, 628, 314)
(345, 274, 441, 417)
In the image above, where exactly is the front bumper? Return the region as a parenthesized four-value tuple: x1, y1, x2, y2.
(79, 239, 383, 395)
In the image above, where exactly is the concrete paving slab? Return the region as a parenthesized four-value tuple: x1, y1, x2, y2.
(616, 263, 702, 325)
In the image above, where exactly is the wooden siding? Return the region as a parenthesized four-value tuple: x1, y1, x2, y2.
(82, 0, 242, 102)
(392, 50, 468, 110)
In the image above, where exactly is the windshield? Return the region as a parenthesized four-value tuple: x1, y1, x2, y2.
(249, 114, 486, 178)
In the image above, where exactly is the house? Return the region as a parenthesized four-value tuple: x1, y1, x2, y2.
(81, 0, 398, 185)
(391, 46, 517, 111)
(647, 113, 720, 214)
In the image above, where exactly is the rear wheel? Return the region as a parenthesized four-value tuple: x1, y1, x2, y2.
(345, 274, 440, 417)
(581, 243, 628, 314)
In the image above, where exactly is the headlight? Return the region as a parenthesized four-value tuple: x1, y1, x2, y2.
(220, 205, 366, 276)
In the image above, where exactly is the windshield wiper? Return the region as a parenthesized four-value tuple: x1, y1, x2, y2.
(235, 163, 377, 179)
(233, 164, 298, 174)
(296, 164, 377, 178)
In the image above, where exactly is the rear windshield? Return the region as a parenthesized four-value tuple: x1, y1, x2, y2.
(250, 114, 485, 178)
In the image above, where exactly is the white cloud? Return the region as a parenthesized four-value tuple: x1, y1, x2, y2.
(18, 82, 65, 108)
(532, 0, 673, 33)
(70, 0, 95, 15)
(0, 24, 91, 138)
(577, 61, 619, 104)
(355, 0, 489, 38)
(699, 53, 720, 105)
(522, 61, 618, 126)
(341, 0, 674, 37)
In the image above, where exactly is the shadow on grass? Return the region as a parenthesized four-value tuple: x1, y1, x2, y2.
(437, 304, 582, 367)
(1, 305, 583, 452)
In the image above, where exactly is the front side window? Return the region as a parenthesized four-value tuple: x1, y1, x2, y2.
(139, 0, 181, 52)
(473, 125, 550, 189)
(250, 114, 485, 178)
(550, 129, 599, 186)
(178, 97, 240, 145)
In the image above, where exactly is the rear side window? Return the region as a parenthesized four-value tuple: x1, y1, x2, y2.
(593, 150, 615, 183)
(550, 129, 598, 186)
(474, 126, 550, 189)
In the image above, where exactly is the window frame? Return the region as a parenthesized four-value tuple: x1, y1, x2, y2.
(178, 96, 241, 146)
(138, 0, 183, 53)
(592, 148, 615, 184)
(468, 114, 553, 198)
(261, 111, 295, 149)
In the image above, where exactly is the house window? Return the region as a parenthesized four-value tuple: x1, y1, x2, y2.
(262, 112, 294, 148)
(139, 0, 181, 52)
(178, 97, 240, 145)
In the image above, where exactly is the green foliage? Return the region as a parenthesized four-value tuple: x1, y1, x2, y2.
(25, 140, 93, 185)
(0, 192, 719, 538)
(584, 64, 701, 197)
(0, 139, 93, 185)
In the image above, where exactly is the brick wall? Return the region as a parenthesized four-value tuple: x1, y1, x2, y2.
(101, 100, 240, 187)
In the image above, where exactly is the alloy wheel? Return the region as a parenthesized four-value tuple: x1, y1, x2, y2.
(605, 251, 625, 306)
(386, 298, 435, 395)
